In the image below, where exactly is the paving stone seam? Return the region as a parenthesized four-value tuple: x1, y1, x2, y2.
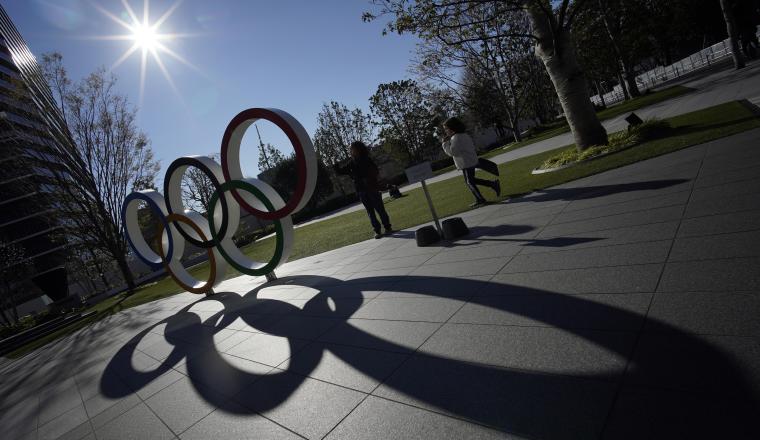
(598, 137, 709, 438)
(558, 188, 692, 215)
(70, 367, 97, 440)
(318, 273, 474, 439)
(541, 204, 686, 231)
(494, 261, 662, 275)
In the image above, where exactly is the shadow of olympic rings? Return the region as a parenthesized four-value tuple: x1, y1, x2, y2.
(100, 276, 759, 437)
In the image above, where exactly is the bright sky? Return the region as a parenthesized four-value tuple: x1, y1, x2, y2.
(3, 0, 418, 183)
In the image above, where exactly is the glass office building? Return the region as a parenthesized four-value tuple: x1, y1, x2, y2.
(0, 5, 71, 310)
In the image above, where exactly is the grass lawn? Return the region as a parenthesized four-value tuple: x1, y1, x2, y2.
(7, 99, 758, 359)
(431, 85, 694, 177)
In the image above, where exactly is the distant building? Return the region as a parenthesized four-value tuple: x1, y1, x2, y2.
(0, 5, 72, 316)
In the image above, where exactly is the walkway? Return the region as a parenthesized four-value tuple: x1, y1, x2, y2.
(2, 128, 760, 439)
(302, 59, 760, 226)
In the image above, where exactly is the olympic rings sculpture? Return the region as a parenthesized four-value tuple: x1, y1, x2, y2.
(122, 108, 318, 294)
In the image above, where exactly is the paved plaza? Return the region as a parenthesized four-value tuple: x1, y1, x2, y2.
(2, 128, 760, 439)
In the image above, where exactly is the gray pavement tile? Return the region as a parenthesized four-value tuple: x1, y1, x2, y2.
(537, 205, 684, 238)
(410, 257, 508, 278)
(624, 332, 760, 397)
(684, 192, 760, 218)
(318, 319, 441, 353)
(360, 254, 435, 272)
(601, 387, 760, 440)
(253, 284, 315, 300)
(10, 430, 37, 440)
(95, 403, 175, 440)
(325, 396, 509, 440)
(282, 342, 408, 392)
(121, 360, 185, 400)
(677, 209, 760, 237)
(694, 162, 760, 188)
(646, 291, 760, 336)
(519, 221, 679, 255)
(658, 257, 760, 292)
(459, 220, 546, 243)
(262, 316, 341, 340)
(669, 229, 760, 261)
(145, 377, 227, 434)
(689, 176, 760, 204)
(234, 371, 366, 440)
(501, 240, 672, 273)
(225, 333, 309, 367)
(37, 381, 83, 425)
(171, 351, 272, 398)
(330, 261, 372, 275)
(0, 396, 38, 438)
(89, 394, 141, 429)
(555, 190, 690, 224)
(81, 378, 135, 420)
(37, 404, 89, 440)
(279, 296, 374, 318)
(374, 354, 616, 439)
(424, 243, 521, 265)
(450, 293, 651, 330)
(179, 405, 301, 440)
(353, 297, 466, 322)
(377, 242, 445, 260)
(420, 323, 635, 377)
(343, 267, 416, 282)
(492, 264, 663, 294)
(55, 420, 94, 440)
(377, 275, 494, 298)
(294, 283, 386, 300)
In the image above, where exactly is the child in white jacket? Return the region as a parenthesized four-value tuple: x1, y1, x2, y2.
(440, 117, 500, 207)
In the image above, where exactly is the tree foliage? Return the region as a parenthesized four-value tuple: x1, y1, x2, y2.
(369, 79, 436, 163)
(27, 53, 160, 292)
(313, 101, 374, 167)
(365, 0, 608, 150)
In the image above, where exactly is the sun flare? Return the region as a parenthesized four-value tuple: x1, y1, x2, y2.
(92, 0, 200, 106)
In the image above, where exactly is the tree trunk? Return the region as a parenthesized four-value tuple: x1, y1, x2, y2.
(595, 80, 607, 108)
(720, 0, 746, 69)
(113, 251, 137, 294)
(617, 72, 630, 100)
(525, 3, 608, 150)
(86, 247, 110, 290)
(597, 0, 640, 97)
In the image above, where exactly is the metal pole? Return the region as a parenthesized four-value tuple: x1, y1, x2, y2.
(420, 180, 442, 235)
(265, 271, 278, 282)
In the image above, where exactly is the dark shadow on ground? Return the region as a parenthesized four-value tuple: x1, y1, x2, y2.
(101, 275, 760, 439)
(512, 179, 690, 205)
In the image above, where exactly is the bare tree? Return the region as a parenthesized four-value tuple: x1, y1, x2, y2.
(0, 238, 32, 326)
(6, 53, 160, 293)
(255, 124, 286, 172)
(180, 153, 218, 213)
(313, 101, 374, 193)
(365, 0, 608, 150)
(412, 4, 535, 142)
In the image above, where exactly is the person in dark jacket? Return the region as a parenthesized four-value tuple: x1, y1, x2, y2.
(335, 141, 393, 239)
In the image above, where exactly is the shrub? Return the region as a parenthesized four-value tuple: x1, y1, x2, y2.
(538, 119, 671, 171)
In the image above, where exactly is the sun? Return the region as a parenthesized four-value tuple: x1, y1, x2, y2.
(130, 22, 159, 51)
(92, 0, 201, 106)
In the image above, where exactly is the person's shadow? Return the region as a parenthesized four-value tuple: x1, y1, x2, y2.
(101, 275, 759, 439)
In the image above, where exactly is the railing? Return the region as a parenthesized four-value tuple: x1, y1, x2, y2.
(591, 31, 759, 107)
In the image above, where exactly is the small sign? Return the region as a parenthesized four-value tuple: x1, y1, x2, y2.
(405, 161, 433, 184)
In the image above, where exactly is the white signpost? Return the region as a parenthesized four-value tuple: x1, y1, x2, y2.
(405, 162, 442, 235)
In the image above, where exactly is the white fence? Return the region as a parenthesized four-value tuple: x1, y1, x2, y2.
(591, 32, 758, 107)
